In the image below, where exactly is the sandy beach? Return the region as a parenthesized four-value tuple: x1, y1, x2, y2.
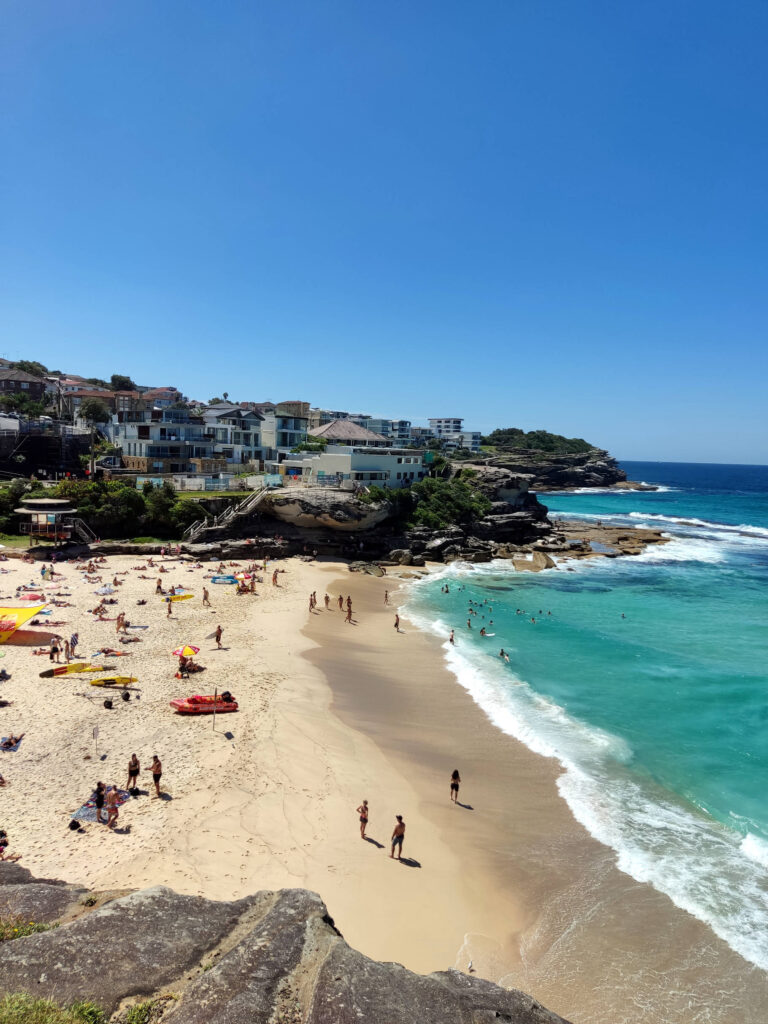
(1, 551, 766, 1023)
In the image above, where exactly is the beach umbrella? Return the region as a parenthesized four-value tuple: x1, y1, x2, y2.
(234, 573, 252, 580)
(172, 645, 200, 657)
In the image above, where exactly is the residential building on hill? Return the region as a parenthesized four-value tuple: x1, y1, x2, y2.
(108, 407, 225, 475)
(428, 416, 463, 437)
(441, 430, 482, 452)
(201, 403, 264, 466)
(311, 419, 389, 447)
(260, 400, 309, 454)
(279, 445, 425, 489)
(0, 368, 46, 403)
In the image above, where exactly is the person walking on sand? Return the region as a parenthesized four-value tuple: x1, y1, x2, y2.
(394, 613, 400, 632)
(345, 605, 353, 624)
(390, 815, 405, 859)
(126, 754, 140, 792)
(202, 587, 210, 607)
(357, 799, 369, 839)
(324, 593, 330, 609)
(106, 786, 120, 828)
(215, 625, 223, 648)
(272, 569, 279, 586)
(450, 769, 461, 803)
(167, 598, 173, 617)
(338, 594, 343, 611)
(384, 590, 390, 605)
(148, 755, 162, 797)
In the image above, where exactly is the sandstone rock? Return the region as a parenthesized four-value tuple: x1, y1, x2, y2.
(389, 549, 413, 565)
(0, 885, 260, 1015)
(264, 492, 390, 532)
(0, 882, 87, 924)
(0, 876, 572, 1024)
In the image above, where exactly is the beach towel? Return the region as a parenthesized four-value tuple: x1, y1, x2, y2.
(71, 787, 131, 823)
(1, 736, 23, 752)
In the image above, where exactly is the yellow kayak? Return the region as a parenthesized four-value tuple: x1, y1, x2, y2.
(89, 677, 137, 688)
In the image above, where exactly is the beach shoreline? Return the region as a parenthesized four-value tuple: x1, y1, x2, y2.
(1, 549, 766, 1022)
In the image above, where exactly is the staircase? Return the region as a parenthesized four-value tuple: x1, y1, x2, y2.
(183, 484, 270, 543)
(72, 518, 97, 544)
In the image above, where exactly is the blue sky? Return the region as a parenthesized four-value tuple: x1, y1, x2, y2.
(2, 1, 767, 462)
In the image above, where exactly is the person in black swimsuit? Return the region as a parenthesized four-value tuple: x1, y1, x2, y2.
(450, 769, 461, 803)
(148, 755, 162, 797)
(126, 754, 140, 792)
(94, 781, 106, 823)
(357, 800, 369, 839)
(390, 815, 405, 859)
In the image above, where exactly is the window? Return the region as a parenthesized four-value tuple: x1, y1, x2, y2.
(21, 382, 29, 389)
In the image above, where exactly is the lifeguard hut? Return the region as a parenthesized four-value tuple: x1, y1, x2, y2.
(15, 497, 95, 547)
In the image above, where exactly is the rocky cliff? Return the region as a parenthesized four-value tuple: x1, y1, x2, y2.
(482, 448, 626, 490)
(0, 865, 570, 1024)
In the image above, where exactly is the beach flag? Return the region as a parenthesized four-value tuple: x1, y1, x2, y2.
(0, 604, 46, 643)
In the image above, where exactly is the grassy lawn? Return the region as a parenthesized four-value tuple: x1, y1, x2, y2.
(0, 533, 31, 549)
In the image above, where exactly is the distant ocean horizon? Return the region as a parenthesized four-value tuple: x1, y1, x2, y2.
(405, 460, 768, 971)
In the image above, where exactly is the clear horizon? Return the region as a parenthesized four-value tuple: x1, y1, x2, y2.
(2, 2, 767, 464)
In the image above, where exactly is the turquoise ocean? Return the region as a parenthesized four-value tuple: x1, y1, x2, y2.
(404, 462, 768, 971)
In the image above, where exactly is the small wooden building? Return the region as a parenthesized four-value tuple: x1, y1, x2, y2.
(15, 497, 80, 545)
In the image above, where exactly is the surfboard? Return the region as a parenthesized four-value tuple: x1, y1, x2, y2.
(89, 677, 137, 688)
(165, 594, 194, 603)
(39, 663, 109, 678)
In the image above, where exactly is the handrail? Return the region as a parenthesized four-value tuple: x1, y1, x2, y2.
(182, 484, 269, 542)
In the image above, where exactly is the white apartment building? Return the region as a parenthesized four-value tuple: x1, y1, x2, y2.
(428, 417, 463, 437)
(201, 404, 264, 466)
(279, 446, 425, 489)
(260, 401, 310, 454)
(441, 430, 482, 453)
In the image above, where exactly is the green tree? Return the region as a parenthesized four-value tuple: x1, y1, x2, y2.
(482, 427, 594, 454)
(84, 378, 110, 389)
(79, 399, 110, 424)
(110, 374, 137, 391)
(9, 360, 47, 377)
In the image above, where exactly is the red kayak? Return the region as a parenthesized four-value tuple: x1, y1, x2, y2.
(170, 694, 238, 715)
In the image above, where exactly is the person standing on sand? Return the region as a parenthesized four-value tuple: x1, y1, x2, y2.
(106, 786, 119, 828)
(394, 613, 400, 632)
(148, 755, 162, 797)
(324, 593, 330, 609)
(70, 632, 79, 657)
(215, 625, 223, 648)
(272, 570, 279, 586)
(338, 594, 343, 611)
(63, 638, 71, 663)
(167, 598, 173, 617)
(450, 769, 461, 803)
(126, 754, 140, 792)
(94, 781, 106, 824)
(384, 590, 390, 605)
(345, 605, 353, 624)
(202, 587, 210, 607)
(390, 815, 405, 859)
(357, 799, 369, 839)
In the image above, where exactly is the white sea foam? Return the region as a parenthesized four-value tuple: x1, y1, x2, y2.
(740, 833, 768, 869)
(404, 587, 768, 971)
(627, 511, 768, 541)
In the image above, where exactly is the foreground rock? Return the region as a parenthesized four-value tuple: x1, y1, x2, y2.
(0, 867, 571, 1024)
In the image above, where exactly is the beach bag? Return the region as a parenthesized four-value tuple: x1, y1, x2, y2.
(103, 699, 113, 709)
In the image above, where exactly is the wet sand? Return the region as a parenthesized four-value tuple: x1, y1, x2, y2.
(305, 566, 768, 1024)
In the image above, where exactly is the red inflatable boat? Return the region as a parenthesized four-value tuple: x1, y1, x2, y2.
(170, 694, 238, 714)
